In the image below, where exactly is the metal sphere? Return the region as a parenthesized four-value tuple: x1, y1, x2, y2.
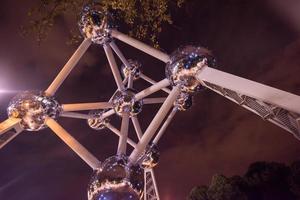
(111, 89, 143, 116)
(121, 60, 142, 80)
(166, 45, 216, 93)
(87, 110, 109, 130)
(175, 92, 193, 111)
(87, 155, 144, 200)
(7, 91, 61, 131)
(78, 3, 114, 44)
(140, 144, 160, 169)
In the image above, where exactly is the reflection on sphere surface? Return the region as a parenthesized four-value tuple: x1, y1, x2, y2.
(111, 89, 143, 116)
(7, 91, 60, 131)
(140, 144, 160, 169)
(121, 60, 142, 80)
(78, 3, 114, 44)
(87, 110, 109, 130)
(88, 156, 143, 200)
(166, 45, 215, 93)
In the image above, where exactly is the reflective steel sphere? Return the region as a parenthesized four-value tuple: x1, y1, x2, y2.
(87, 155, 144, 200)
(78, 3, 114, 44)
(7, 91, 61, 131)
(87, 110, 109, 130)
(121, 60, 142, 80)
(140, 144, 160, 169)
(111, 89, 143, 116)
(166, 45, 216, 93)
(175, 92, 193, 111)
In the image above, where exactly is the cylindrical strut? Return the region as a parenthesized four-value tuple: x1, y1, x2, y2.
(103, 44, 125, 91)
(135, 79, 170, 101)
(46, 117, 100, 170)
(110, 30, 170, 63)
(152, 107, 178, 144)
(117, 114, 130, 155)
(62, 102, 112, 112)
(45, 38, 91, 96)
(129, 87, 180, 163)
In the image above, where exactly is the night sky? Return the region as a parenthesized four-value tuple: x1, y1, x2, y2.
(1, 0, 300, 200)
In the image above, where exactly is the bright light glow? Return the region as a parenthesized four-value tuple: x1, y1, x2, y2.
(0, 89, 19, 94)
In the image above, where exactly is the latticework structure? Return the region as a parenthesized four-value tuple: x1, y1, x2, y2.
(1, 3, 300, 200)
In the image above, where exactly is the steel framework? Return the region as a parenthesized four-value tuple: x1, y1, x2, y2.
(1, 4, 300, 200)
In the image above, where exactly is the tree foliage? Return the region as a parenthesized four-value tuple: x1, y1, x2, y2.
(22, 0, 185, 47)
(188, 161, 300, 200)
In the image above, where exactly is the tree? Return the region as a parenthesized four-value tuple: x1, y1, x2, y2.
(188, 161, 300, 200)
(189, 186, 209, 200)
(290, 161, 300, 197)
(21, 0, 185, 47)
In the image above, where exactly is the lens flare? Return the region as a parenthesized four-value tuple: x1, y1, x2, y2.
(0, 89, 20, 94)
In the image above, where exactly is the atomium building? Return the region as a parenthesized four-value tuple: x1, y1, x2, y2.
(1, 3, 300, 200)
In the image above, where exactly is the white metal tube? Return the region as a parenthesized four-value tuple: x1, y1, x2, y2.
(46, 117, 100, 170)
(150, 169, 161, 200)
(148, 169, 161, 200)
(143, 97, 166, 105)
(109, 42, 134, 87)
(140, 73, 171, 94)
(135, 79, 170, 101)
(153, 107, 178, 144)
(203, 82, 300, 139)
(117, 114, 130, 155)
(0, 118, 22, 135)
(109, 41, 131, 67)
(269, 118, 300, 140)
(144, 171, 147, 200)
(128, 73, 134, 88)
(131, 116, 143, 140)
(109, 89, 119, 102)
(197, 66, 300, 114)
(62, 102, 112, 112)
(45, 38, 91, 96)
(103, 44, 125, 90)
(129, 87, 180, 163)
(106, 123, 137, 148)
(0, 129, 22, 150)
(60, 112, 92, 120)
(111, 30, 170, 63)
(123, 77, 128, 85)
(102, 109, 115, 118)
